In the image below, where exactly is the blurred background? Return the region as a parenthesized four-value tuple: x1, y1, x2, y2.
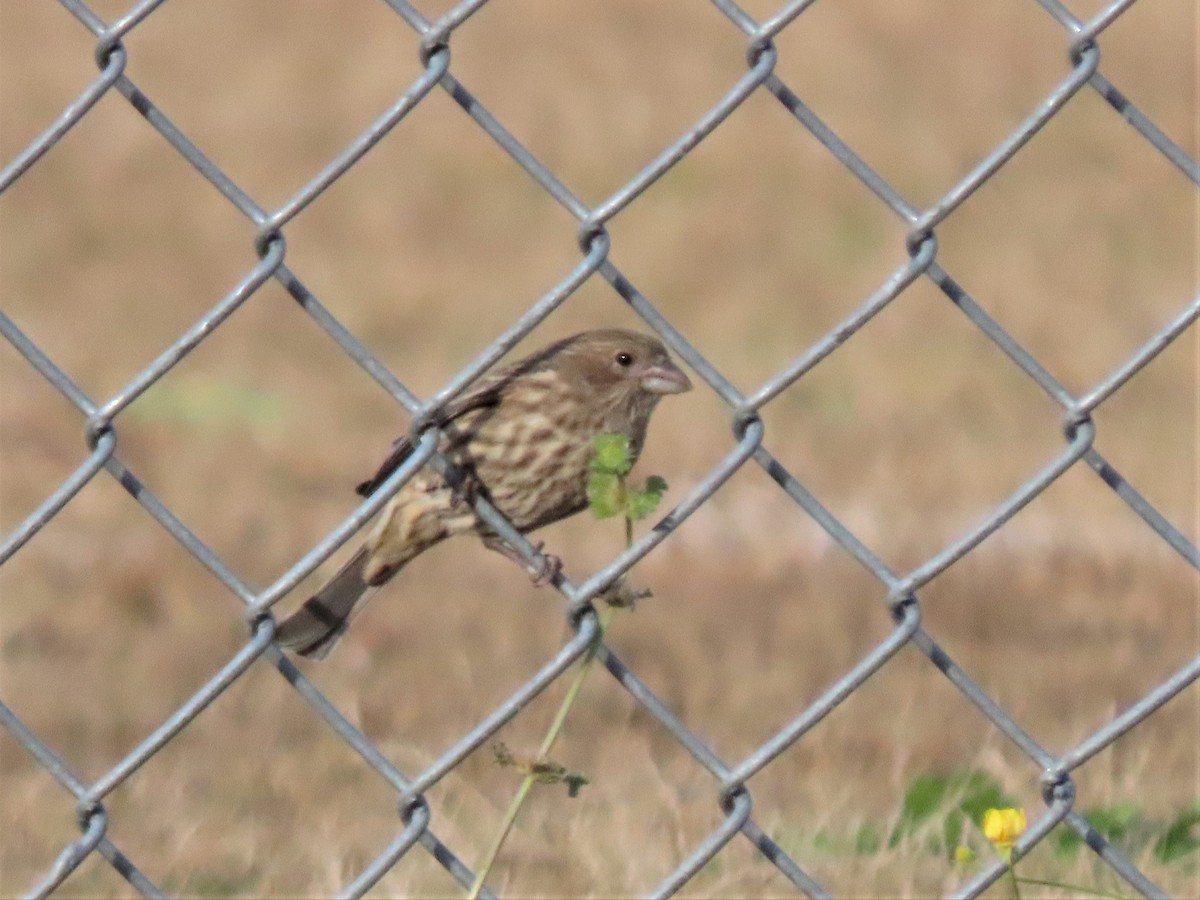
(1, 0, 1195, 896)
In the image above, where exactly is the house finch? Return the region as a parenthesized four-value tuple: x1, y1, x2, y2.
(276, 328, 692, 659)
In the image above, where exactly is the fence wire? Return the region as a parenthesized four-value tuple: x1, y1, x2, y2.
(1, 0, 1196, 897)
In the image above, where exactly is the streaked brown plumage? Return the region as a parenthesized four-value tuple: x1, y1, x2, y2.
(276, 328, 692, 659)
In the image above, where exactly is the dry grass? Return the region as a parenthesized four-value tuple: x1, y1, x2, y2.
(1, 0, 1196, 897)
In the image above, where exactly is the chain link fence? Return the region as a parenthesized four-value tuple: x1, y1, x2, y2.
(1, 0, 1196, 896)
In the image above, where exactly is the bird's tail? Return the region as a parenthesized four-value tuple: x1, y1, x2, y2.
(276, 547, 380, 660)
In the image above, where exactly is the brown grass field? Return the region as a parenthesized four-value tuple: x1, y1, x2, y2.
(1, 0, 1196, 896)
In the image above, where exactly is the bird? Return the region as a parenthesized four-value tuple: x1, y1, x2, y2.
(276, 328, 692, 659)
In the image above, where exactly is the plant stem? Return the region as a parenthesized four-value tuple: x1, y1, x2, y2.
(467, 555, 624, 897)
(1006, 860, 1022, 900)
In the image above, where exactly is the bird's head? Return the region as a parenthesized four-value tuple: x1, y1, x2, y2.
(552, 328, 693, 399)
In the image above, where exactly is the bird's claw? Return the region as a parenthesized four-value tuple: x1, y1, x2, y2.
(526, 543, 562, 586)
(483, 536, 561, 585)
(446, 467, 479, 509)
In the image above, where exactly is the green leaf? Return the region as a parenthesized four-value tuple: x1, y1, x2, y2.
(853, 824, 882, 855)
(587, 471, 623, 519)
(625, 475, 668, 521)
(563, 773, 590, 798)
(1054, 803, 1148, 859)
(891, 773, 950, 847)
(1054, 824, 1084, 858)
(600, 581, 652, 609)
(1154, 804, 1200, 864)
(521, 756, 589, 798)
(812, 828, 837, 854)
(590, 433, 632, 476)
(1088, 803, 1141, 844)
(889, 771, 1010, 854)
(529, 759, 567, 783)
(955, 772, 1010, 823)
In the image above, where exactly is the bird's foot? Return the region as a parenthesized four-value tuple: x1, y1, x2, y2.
(526, 542, 563, 585)
(483, 536, 562, 585)
(446, 467, 479, 509)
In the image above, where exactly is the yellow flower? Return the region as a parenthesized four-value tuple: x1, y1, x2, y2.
(983, 807, 1027, 857)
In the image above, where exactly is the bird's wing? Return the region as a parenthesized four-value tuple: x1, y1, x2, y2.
(353, 335, 579, 498)
(353, 370, 512, 497)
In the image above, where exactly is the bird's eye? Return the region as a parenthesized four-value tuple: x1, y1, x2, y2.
(615, 352, 634, 367)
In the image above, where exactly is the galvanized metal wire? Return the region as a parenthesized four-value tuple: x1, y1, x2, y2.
(2, 0, 1195, 896)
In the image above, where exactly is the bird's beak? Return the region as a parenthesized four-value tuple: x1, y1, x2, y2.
(640, 362, 693, 395)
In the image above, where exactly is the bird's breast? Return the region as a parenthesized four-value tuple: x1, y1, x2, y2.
(452, 382, 601, 530)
